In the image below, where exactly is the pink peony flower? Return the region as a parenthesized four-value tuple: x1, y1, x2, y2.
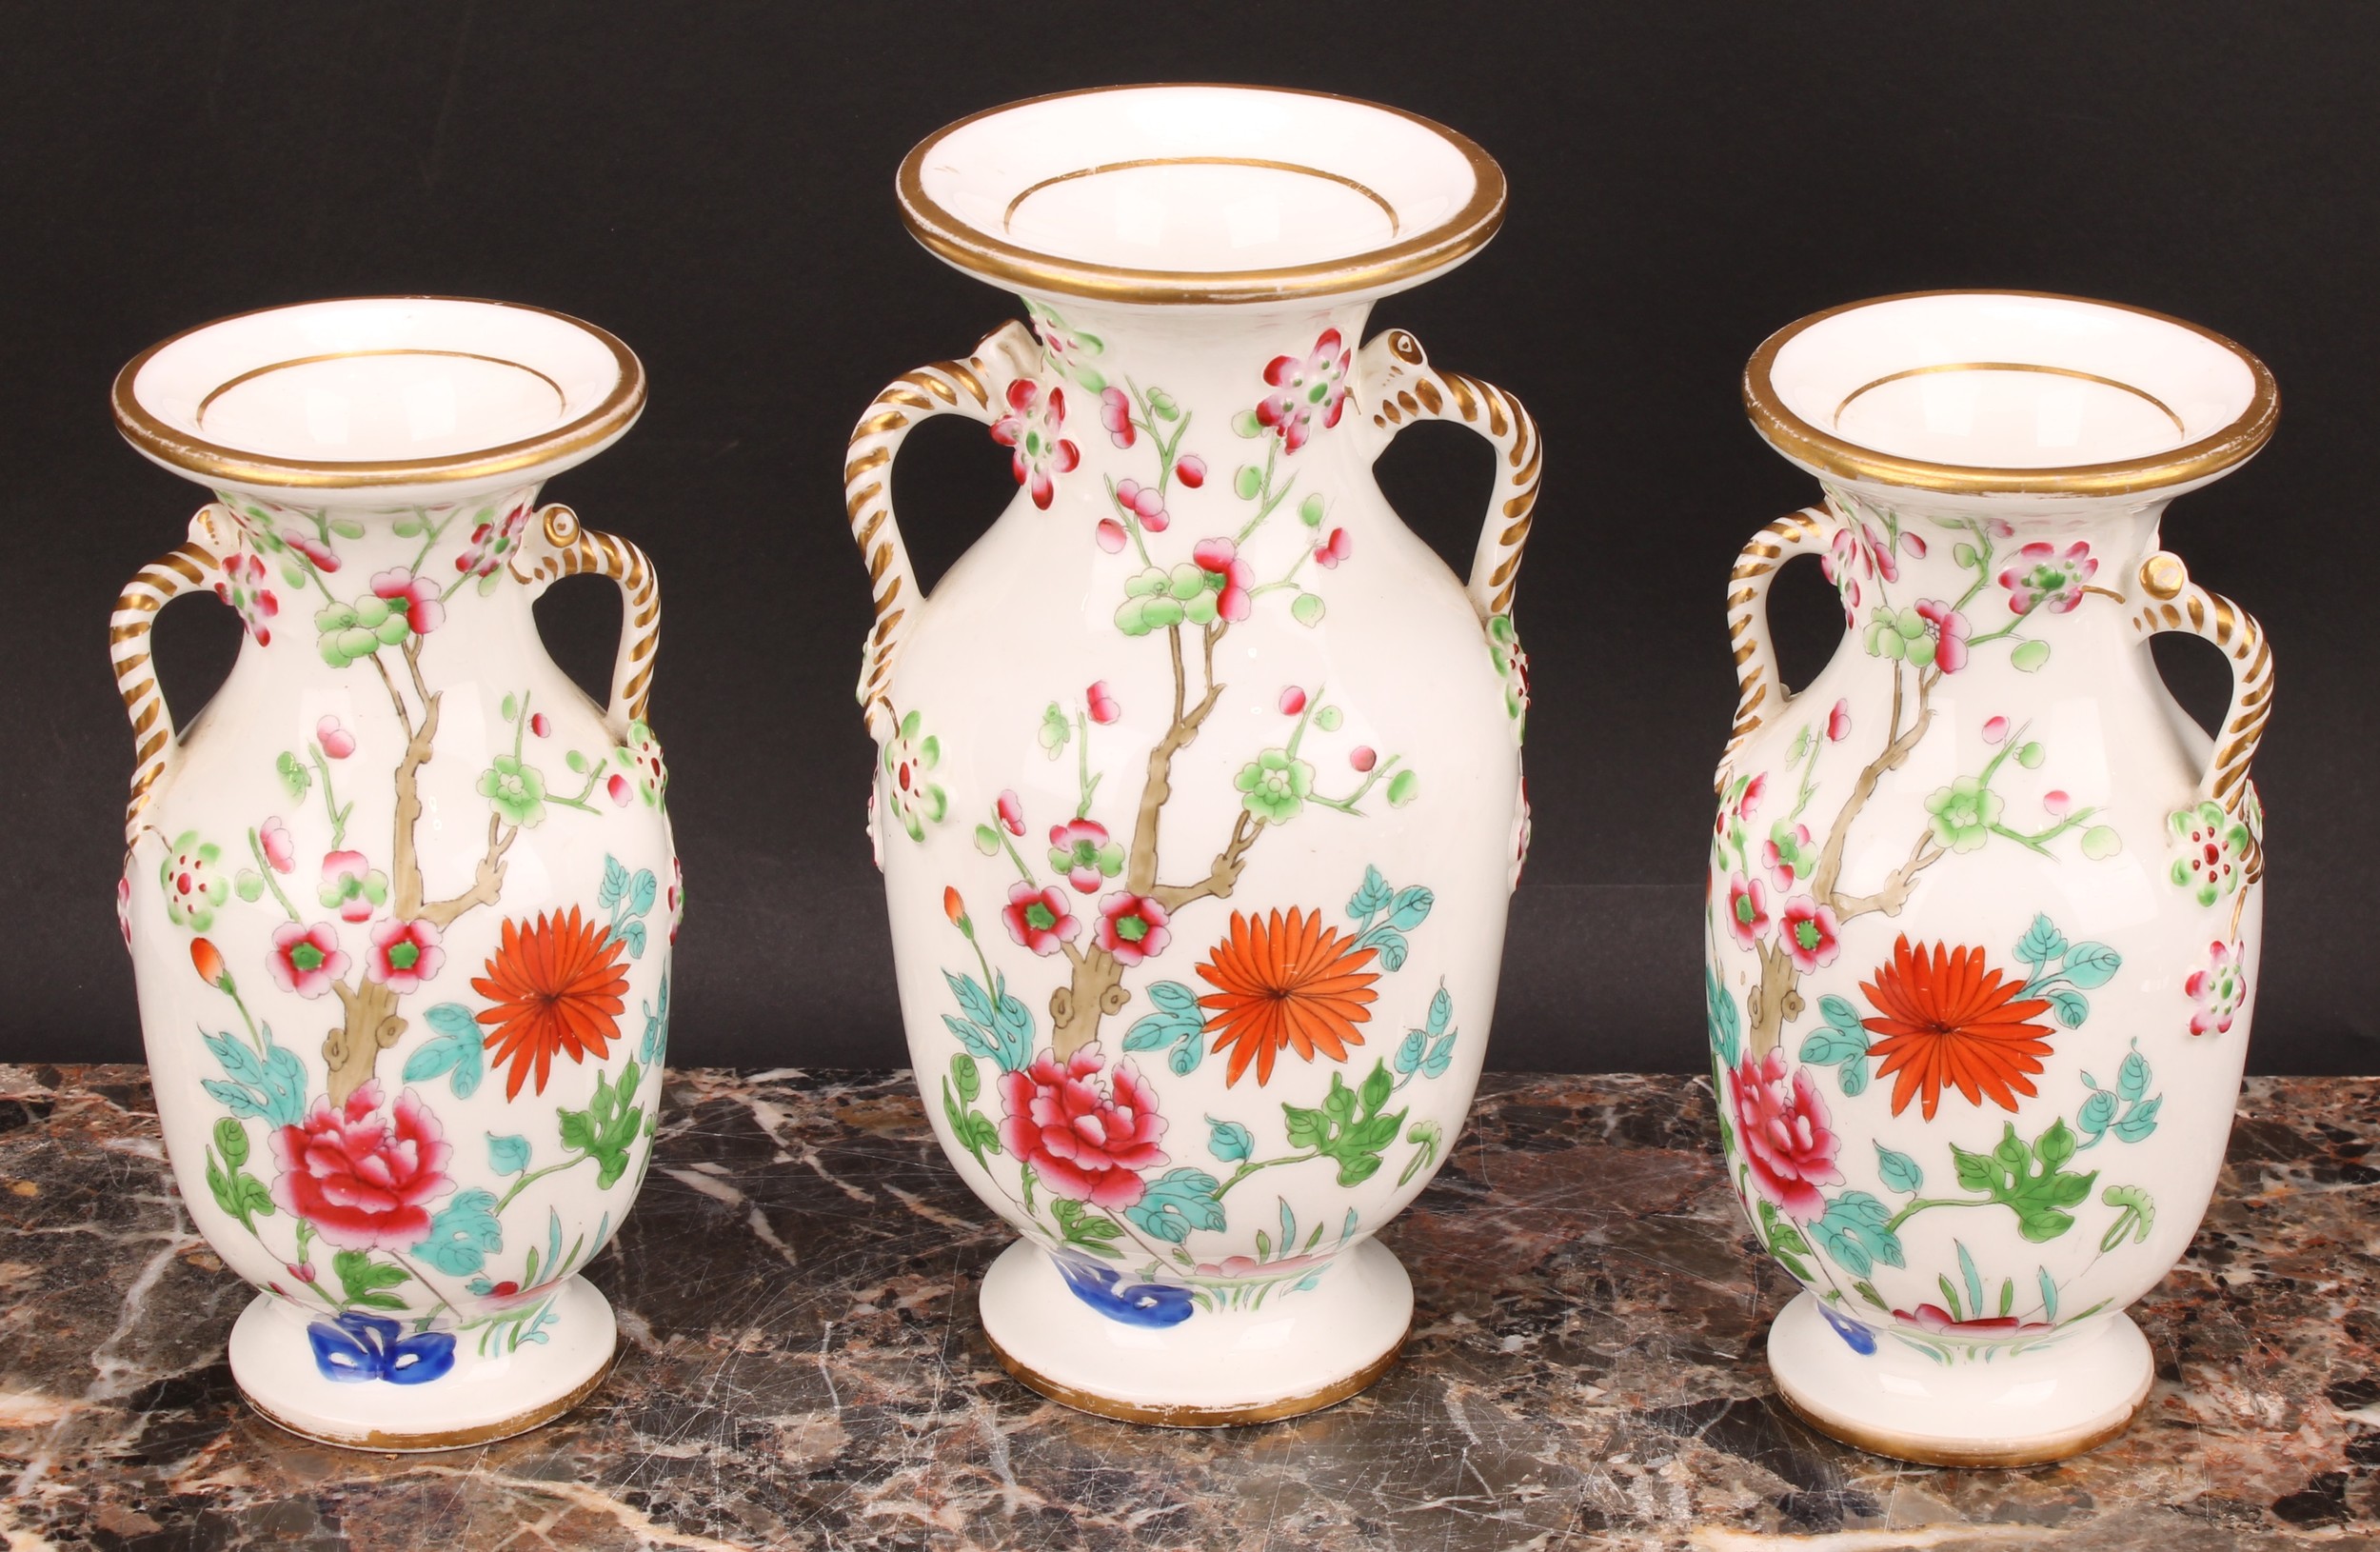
(268, 920, 348, 999)
(258, 817, 297, 874)
(1085, 680, 1121, 725)
(1725, 871, 1770, 949)
(365, 917, 444, 994)
(997, 1045, 1168, 1208)
(1096, 892, 1170, 965)
(1777, 895, 1841, 972)
(1175, 454, 1206, 488)
(268, 1083, 452, 1250)
(316, 716, 356, 759)
(1191, 537, 1253, 623)
(370, 568, 445, 635)
(1002, 881, 1081, 957)
(996, 790, 1025, 837)
(1731, 1048, 1844, 1222)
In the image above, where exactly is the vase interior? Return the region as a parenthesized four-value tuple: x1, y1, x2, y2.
(115, 297, 643, 487)
(900, 85, 1503, 300)
(1755, 290, 2272, 480)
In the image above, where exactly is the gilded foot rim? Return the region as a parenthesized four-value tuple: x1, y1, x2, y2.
(224, 1276, 620, 1453)
(1764, 1291, 2154, 1468)
(975, 1236, 1415, 1427)
(242, 1358, 614, 1452)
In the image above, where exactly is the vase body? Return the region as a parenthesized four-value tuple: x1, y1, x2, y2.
(111, 299, 677, 1448)
(1709, 290, 2277, 1464)
(853, 86, 1532, 1423)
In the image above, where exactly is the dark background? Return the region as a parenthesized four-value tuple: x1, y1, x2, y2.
(6, 4, 2374, 1072)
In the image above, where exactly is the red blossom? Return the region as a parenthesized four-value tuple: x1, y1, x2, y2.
(269, 1083, 453, 1249)
(1730, 1048, 1843, 1222)
(1096, 892, 1170, 965)
(996, 1045, 1168, 1207)
(1002, 882, 1080, 957)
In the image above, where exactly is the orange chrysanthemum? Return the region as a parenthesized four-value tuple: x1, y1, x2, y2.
(1860, 935, 2056, 1121)
(1196, 906, 1379, 1088)
(472, 906, 629, 1100)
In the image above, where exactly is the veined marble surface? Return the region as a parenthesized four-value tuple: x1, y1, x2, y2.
(2, 1065, 2375, 1550)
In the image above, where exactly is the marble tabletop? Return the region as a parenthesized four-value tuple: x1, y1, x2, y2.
(3, 1065, 2375, 1550)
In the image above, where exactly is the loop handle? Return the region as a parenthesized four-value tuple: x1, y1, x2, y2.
(510, 504, 662, 740)
(844, 321, 1040, 742)
(111, 505, 233, 845)
(1357, 328, 1543, 623)
(2130, 549, 2271, 882)
(1717, 506, 1835, 784)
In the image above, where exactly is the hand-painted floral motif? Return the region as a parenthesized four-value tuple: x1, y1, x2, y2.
(1002, 881, 1081, 957)
(1859, 937, 2056, 1120)
(307, 1311, 456, 1384)
(614, 719, 667, 806)
(1486, 612, 1530, 737)
(365, 917, 444, 993)
(1725, 871, 1771, 949)
(472, 906, 629, 1101)
(881, 708, 948, 842)
(269, 920, 350, 999)
(1195, 907, 1380, 1088)
(1997, 540, 2097, 616)
(161, 832, 230, 929)
(1731, 1047, 1844, 1221)
(1047, 819, 1122, 893)
(2168, 800, 2251, 906)
(997, 1045, 1168, 1208)
(214, 550, 281, 643)
(318, 849, 389, 922)
(1094, 892, 1170, 966)
(1777, 895, 1841, 972)
(268, 1082, 453, 1249)
(989, 379, 1081, 509)
(1252, 328, 1352, 453)
(2186, 939, 2249, 1036)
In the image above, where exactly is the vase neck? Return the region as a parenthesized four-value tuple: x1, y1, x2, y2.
(207, 483, 545, 665)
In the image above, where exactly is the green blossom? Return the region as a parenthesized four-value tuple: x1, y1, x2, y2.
(159, 831, 229, 929)
(1235, 748, 1314, 825)
(1115, 564, 1220, 636)
(2168, 800, 2252, 906)
(1924, 776, 2003, 854)
(883, 709, 947, 842)
(314, 594, 411, 667)
(1037, 703, 1071, 760)
(478, 754, 549, 827)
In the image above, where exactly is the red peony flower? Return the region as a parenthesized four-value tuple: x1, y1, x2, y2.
(1002, 881, 1081, 958)
(997, 1045, 1168, 1207)
(1724, 871, 1770, 949)
(1095, 892, 1170, 965)
(1192, 537, 1253, 623)
(1777, 895, 1841, 972)
(268, 1082, 453, 1250)
(366, 917, 444, 993)
(370, 568, 446, 635)
(268, 921, 348, 999)
(1730, 1048, 1843, 1222)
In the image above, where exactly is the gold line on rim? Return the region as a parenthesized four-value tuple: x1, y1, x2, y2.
(1831, 361, 2186, 438)
(194, 348, 568, 426)
(113, 295, 645, 489)
(1744, 289, 2278, 497)
(1001, 156, 1402, 235)
(899, 83, 1503, 305)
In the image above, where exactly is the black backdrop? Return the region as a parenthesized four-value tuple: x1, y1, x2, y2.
(6, 3, 2374, 1072)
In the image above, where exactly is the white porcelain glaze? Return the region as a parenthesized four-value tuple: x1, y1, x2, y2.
(850, 86, 1534, 1423)
(111, 298, 678, 1449)
(1711, 291, 2276, 1465)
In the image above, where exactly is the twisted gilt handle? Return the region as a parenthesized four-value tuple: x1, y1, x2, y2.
(2130, 549, 2271, 884)
(1358, 328, 1542, 621)
(1718, 506, 1835, 783)
(110, 505, 235, 846)
(843, 321, 1040, 743)
(510, 504, 662, 738)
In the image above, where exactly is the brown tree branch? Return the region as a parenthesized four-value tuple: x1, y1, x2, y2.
(1151, 810, 1262, 912)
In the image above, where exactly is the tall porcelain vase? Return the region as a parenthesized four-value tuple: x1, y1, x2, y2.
(111, 298, 680, 1448)
(847, 86, 1536, 1423)
(1709, 291, 2277, 1465)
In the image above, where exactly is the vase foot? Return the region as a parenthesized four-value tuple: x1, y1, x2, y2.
(978, 1237, 1411, 1426)
(228, 1275, 618, 1451)
(1766, 1290, 2153, 1467)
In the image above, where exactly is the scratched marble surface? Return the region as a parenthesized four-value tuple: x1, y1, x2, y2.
(2, 1065, 2376, 1551)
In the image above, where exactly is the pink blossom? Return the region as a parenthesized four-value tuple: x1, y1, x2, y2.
(258, 817, 297, 874)
(1778, 895, 1841, 972)
(1096, 519, 1127, 553)
(1914, 599, 1971, 673)
(1255, 328, 1352, 453)
(1096, 892, 1171, 965)
(1114, 478, 1169, 533)
(996, 790, 1025, 836)
(1099, 386, 1136, 448)
(1048, 817, 1121, 894)
(316, 716, 356, 759)
(1725, 872, 1770, 949)
(365, 918, 444, 994)
(1192, 537, 1253, 623)
(1086, 681, 1121, 725)
(1827, 699, 1852, 742)
(1314, 527, 1353, 568)
(318, 850, 383, 924)
(284, 530, 341, 573)
(989, 380, 1081, 510)
(1279, 686, 1307, 715)
(606, 773, 633, 806)
(1002, 881, 1081, 957)
(1175, 455, 1206, 488)
(1350, 746, 1377, 772)
(268, 921, 348, 999)
(1731, 1048, 1844, 1222)
(2186, 939, 2249, 1037)
(1983, 715, 2009, 745)
(370, 568, 445, 635)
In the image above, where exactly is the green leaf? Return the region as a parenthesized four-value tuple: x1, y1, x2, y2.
(1854, 1279, 1891, 1311)
(413, 1187, 503, 1275)
(487, 1133, 530, 1175)
(332, 1249, 410, 1311)
(973, 824, 1001, 856)
(1815, 995, 1864, 1033)
(1874, 1143, 1922, 1195)
(1052, 1198, 1127, 1259)
(235, 1174, 274, 1221)
(1233, 464, 1264, 500)
(598, 855, 629, 909)
(1386, 768, 1418, 806)
(2063, 942, 2122, 989)
(1291, 591, 1327, 627)
(1358, 1062, 1394, 1119)
(2117, 1045, 2151, 1103)
(2112, 1097, 2163, 1144)
(1205, 1116, 1253, 1163)
(1796, 1027, 1870, 1066)
(2045, 986, 2091, 1028)
(1755, 1198, 1815, 1283)
(204, 1147, 239, 1218)
(1398, 1119, 1443, 1186)
(1122, 1168, 1225, 1244)
(2078, 1089, 2117, 1137)
(1957, 1240, 1984, 1316)
(2011, 638, 2052, 672)
(2099, 1184, 2155, 1252)
(501, 692, 519, 724)
(951, 1052, 981, 1104)
(2038, 1266, 2060, 1323)
(1426, 987, 1452, 1037)
(1348, 866, 1393, 921)
(2015, 914, 2067, 966)
(213, 1117, 249, 1169)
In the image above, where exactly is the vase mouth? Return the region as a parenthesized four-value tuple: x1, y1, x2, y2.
(897, 83, 1505, 306)
(1745, 290, 2277, 498)
(113, 296, 645, 490)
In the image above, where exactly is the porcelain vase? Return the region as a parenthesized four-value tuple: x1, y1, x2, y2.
(1708, 290, 2277, 1465)
(847, 85, 1536, 1423)
(111, 297, 680, 1448)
